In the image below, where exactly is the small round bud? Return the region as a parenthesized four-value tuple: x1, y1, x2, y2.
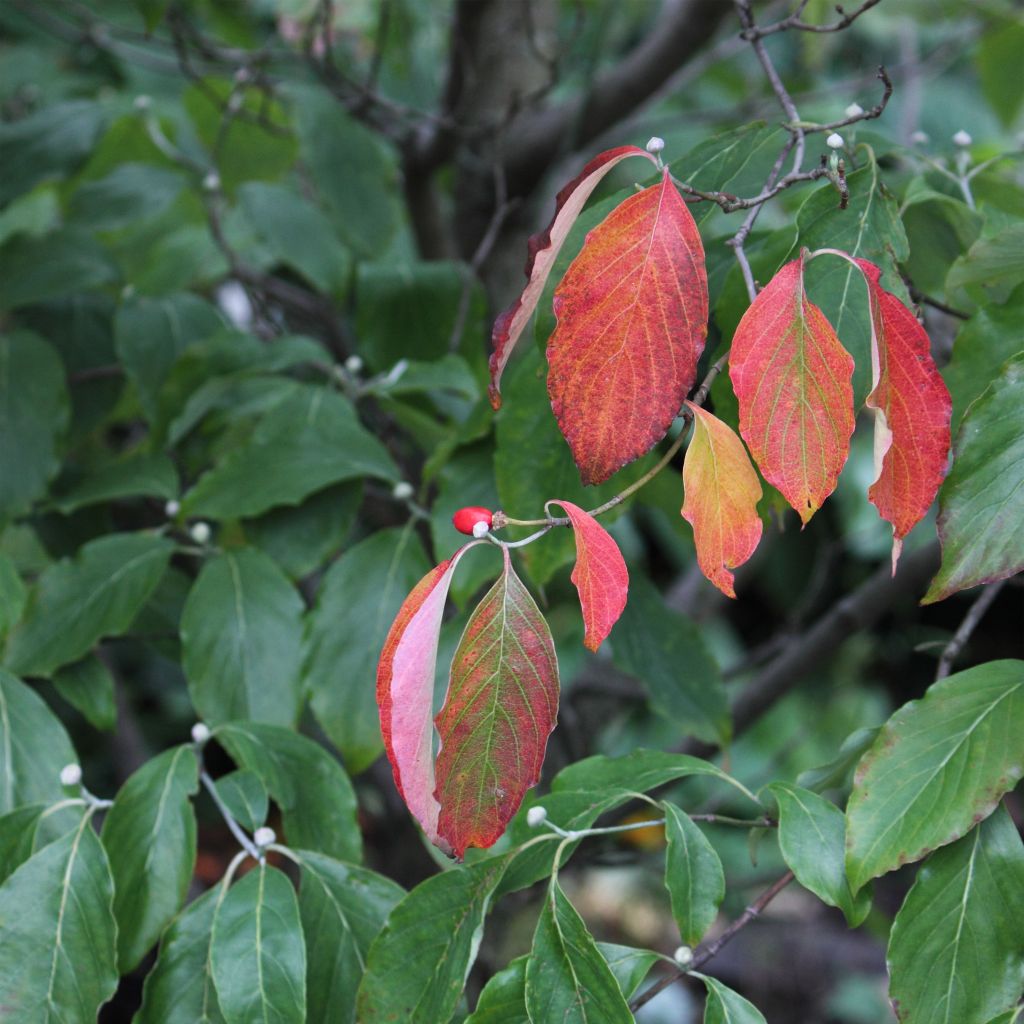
(392, 481, 415, 502)
(471, 520, 490, 539)
(844, 102, 864, 119)
(344, 354, 364, 375)
(202, 171, 221, 192)
(133, 94, 152, 112)
(952, 130, 972, 148)
(191, 722, 211, 744)
(452, 506, 494, 536)
(233, 67, 251, 84)
(254, 826, 276, 848)
(910, 130, 930, 146)
(164, 499, 181, 518)
(826, 132, 845, 149)
(645, 136, 665, 154)
(226, 92, 244, 114)
(673, 945, 694, 967)
(526, 806, 548, 827)
(190, 521, 212, 545)
(60, 764, 83, 787)
(121, 284, 136, 301)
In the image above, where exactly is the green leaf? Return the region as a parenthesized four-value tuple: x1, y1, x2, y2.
(357, 858, 507, 1024)
(294, 849, 405, 1024)
(768, 782, 870, 926)
(466, 956, 529, 1024)
(135, 887, 226, 1024)
(133, 0, 171, 32)
(796, 726, 881, 793)
(900, 182, 981, 297)
(610, 575, 730, 745)
(978, 16, 1024, 127)
(0, 228, 119, 309)
(924, 354, 1024, 602)
(5, 533, 175, 678)
(68, 163, 185, 231)
(846, 660, 1024, 893)
(52, 653, 117, 731)
(216, 722, 361, 862)
(947, 223, 1024, 307)
(213, 770, 268, 833)
(302, 526, 430, 773)
(888, 805, 1024, 1024)
(698, 973, 767, 1024)
(597, 943, 659, 999)
(0, 813, 118, 1021)
(524, 879, 633, 1024)
(662, 803, 725, 945)
(183, 385, 398, 519)
(182, 548, 304, 727)
(0, 804, 44, 885)
(0, 670, 76, 813)
(237, 182, 352, 295)
(0, 329, 69, 522)
(0, 185, 60, 247)
(211, 863, 306, 1024)
(49, 452, 179, 514)
(0, 552, 27, 646)
(101, 745, 200, 971)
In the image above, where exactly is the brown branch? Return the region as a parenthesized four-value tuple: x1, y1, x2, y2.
(935, 580, 1007, 680)
(752, 0, 884, 38)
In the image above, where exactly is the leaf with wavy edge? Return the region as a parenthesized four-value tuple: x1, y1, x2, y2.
(681, 402, 763, 597)
(730, 253, 854, 524)
(376, 541, 486, 851)
(547, 499, 628, 651)
(435, 549, 559, 857)
(488, 145, 657, 409)
(547, 169, 708, 485)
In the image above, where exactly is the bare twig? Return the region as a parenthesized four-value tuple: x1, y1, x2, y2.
(935, 581, 1007, 680)
(752, 0, 883, 37)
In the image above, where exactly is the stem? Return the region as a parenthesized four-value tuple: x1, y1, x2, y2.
(935, 580, 1005, 680)
(201, 769, 262, 861)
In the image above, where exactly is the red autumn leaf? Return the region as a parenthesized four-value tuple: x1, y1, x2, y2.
(856, 259, 951, 571)
(435, 549, 559, 858)
(547, 169, 708, 486)
(376, 542, 484, 851)
(681, 402, 763, 598)
(547, 499, 628, 651)
(729, 254, 854, 524)
(489, 145, 658, 409)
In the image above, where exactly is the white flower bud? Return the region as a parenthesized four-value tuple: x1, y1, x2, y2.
(60, 764, 83, 787)
(645, 136, 666, 154)
(191, 722, 211, 744)
(952, 130, 972, 147)
(133, 94, 152, 111)
(344, 354, 364, 375)
(190, 521, 212, 545)
(826, 133, 845, 149)
(202, 171, 221, 192)
(910, 130, 930, 146)
(526, 805, 548, 827)
(471, 520, 491, 538)
(391, 481, 414, 501)
(164, 499, 180, 518)
(673, 945, 694, 967)
(233, 67, 251, 84)
(254, 826, 276, 847)
(844, 102, 864, 119)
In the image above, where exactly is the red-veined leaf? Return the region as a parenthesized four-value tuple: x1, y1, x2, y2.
(547, 499, 628, 651)
(856, 259, 951, 572)
(729, 253, 854, 524)
(489, 145, 658, 408)
(377, 542, 484, 851)
(547, 169, 708, 485)
(435, 549, 559, 858)
(681, 402, 763, 598)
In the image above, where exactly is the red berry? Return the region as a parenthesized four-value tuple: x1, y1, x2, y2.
(452, 506, 493, 535)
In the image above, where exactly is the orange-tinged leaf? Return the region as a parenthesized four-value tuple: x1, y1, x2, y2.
(548, 499, 628, 651)
(547, 169, 708, 486)
(857, 259, 951, 571)
(435, 549, 559, 858)
(489, 145, 657, 409)
(376, 542, 484, 851)
(729, 255, 854, 524)
(681, 402, 763, 598)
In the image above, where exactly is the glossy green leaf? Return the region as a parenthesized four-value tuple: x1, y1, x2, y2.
(101, 745, 199, 971)
(0, 229, 118, 309)
(0, 813, 118, 1021)
(524, 879, 633, 1024)
(888, 806, 1024, 1024)
(303, 526, 430, 773)
(213, 770, 267, 832)
(0, 670, 76, 813)
(698, 973, 767, 1024)
(0, 329, 69, 522)
(0, 804, 44, 886)
(52, 653, 116, 731)
(216, 722, 361, 862)
(357, 858, 507, 1024)
(610, 575, 729, 745)
(182, 547, 304, 727)
(49, 452, 179, 514)
(294, 849, 405, 1024)
(662, 803, 725, 945)
(769, 782, 870, 926)
(925, 354, 1024, 602)
(211, 863, 306, 1024)
(846, 660, 1024, 892)
(135, 887, 226, 1024)
(183, 385, 398, 518)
